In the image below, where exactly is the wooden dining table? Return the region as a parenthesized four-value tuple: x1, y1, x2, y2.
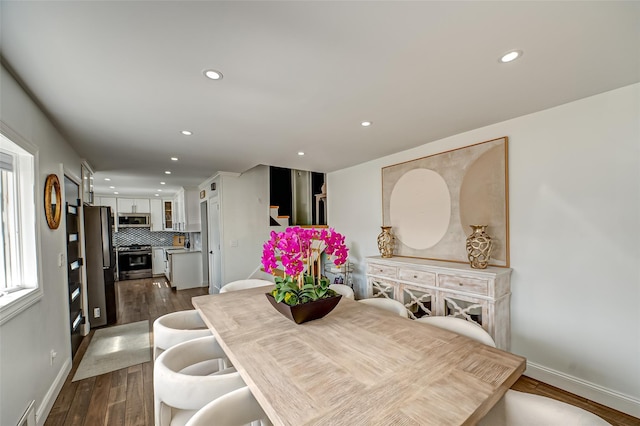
(192, 287, 526, 426)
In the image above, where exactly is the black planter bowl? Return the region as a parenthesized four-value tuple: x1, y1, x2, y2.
(265, 293, 342, 324)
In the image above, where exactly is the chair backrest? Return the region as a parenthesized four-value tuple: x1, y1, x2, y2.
(478, 390, 611, 426)
(185, 386, 273, 426)
(219, 279, 274, 293)
(247, 265, 276, 282)
(154, 336, 245, 426)
(415, 316, 496, 347)
(358, 298, 409, 318)
(329, 284, 355, 300)
(153, 310, 211, 359)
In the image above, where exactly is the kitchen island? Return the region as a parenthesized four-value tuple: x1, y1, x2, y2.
(160, 247, 204, 290)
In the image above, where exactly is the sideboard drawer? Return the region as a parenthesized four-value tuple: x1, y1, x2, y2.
(367, 263, 397, 279)
(438, 274, 489, 296)
(398, 268, 436, 286)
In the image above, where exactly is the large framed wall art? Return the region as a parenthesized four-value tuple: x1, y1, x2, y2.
(381, 136, 509, 267)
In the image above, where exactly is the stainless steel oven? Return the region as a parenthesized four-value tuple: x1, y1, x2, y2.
(117, 245, 152, 280)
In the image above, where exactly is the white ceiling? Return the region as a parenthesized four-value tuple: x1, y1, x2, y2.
(1, 1, 638, 197)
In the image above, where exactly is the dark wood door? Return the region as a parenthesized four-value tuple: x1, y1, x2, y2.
(65, 176, 84, 358)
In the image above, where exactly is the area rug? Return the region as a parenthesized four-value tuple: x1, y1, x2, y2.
(72, 320, 151, 382)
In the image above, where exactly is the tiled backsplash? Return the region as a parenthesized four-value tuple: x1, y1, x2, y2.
(114, 227, 188, 247)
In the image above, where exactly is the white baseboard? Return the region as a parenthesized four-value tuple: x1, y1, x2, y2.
(526, 362, 640, 418)
(36, 357, 71, 426)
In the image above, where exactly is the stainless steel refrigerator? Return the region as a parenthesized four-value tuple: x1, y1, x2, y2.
(84, 206, 117, 327)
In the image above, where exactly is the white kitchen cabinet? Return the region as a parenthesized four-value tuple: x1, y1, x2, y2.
(95, 196, 117, 213)
(150, 199, 164, 232)
(135, 198, 151, 213)
(116, 198, 135, 213)
(172, 187, 200, 232)
(184, 188, 201, 231)
(163, 199, 173, 230)
(117, 198, 151, 214)
(152, 247, 165, 275)
(167, 250, 203, 290)
(366, 256, 512, 351)
(172, 191, 183, 231)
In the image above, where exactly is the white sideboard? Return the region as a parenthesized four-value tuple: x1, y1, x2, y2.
(366, 256, 512, 350)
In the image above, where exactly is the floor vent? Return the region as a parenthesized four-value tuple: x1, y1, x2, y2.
(16, 400, 36, 426)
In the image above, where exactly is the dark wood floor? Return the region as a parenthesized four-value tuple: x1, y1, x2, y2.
(44, 277, 208, 426)
(45, 277, 639, 426)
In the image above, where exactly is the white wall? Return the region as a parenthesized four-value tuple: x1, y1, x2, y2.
(220, 166, 275, 282)
(0, 65, 83, 425)
(328, 83, 640, 417)
(200, 166, 275, 285)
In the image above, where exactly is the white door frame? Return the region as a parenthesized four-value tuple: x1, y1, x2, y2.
(207, 197, 222, 293)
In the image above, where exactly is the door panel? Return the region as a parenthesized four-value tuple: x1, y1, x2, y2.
(207, 199, 221, 293)
(65, 175, 83, 358)
(200, 201, 209, 288)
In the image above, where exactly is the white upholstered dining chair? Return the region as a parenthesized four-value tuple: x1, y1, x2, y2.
(358, 297, 409, 318)
(329, 284, 355, 299)
(219, 279, 274, 293)
(153, 310, 211, 360)
(415, 315, 496, 347)
(185, 386, 273, 426)
(247, 265, 277, 283)
(154, 335, 245, 426)
(418, 317, 610, 425)
(478, 388, 611, 426)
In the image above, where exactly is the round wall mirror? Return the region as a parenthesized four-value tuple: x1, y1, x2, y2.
(44, 174, 62, 229)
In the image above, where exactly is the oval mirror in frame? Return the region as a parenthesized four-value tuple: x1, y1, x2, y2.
(44, 174, 62, 229)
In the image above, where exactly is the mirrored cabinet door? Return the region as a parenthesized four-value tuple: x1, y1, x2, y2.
(400, 284, 435, 320)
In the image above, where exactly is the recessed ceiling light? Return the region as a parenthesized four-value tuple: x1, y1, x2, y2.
(114, 191, 119, 195)
(181, 130, 192, 136)
(104, 178, 111, 181)
(109, 186, 115, 189)
(160, 182, 166, 185)
(298, 151, 305, 156)
(500, 50, 522, 63)
(165, 171, 171, 175)
(158, 189, 163, 192)
(361, 121, 372, 127)
(155, 194, 159, 197)
(204, 69, 223, 80)
(171, 157, 178, 161)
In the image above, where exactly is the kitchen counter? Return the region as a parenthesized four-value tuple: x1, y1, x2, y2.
(151, 246, 201, 278)
(166, 247, 201, 254)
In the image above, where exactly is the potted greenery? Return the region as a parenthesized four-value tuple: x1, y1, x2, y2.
(261, 226, 349, 323)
